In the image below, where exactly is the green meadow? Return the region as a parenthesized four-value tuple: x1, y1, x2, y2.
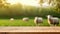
(0, 0, 60, 26)
(0, 19, 60, 26)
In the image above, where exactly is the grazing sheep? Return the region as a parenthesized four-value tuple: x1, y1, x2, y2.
(47, 15, 59, 26)
(22, 17, 29, 21)
(34, 17, 43, 25)
(10, 18, 14, 21)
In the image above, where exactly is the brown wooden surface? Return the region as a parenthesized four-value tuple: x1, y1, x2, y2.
(0, 26, 60, 34)
(0, 32, 60, 34)
(0, 26, 60, 32)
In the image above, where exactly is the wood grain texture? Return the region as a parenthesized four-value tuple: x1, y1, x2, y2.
(0, 32, 60, 34)
(0, 27, 60, 34)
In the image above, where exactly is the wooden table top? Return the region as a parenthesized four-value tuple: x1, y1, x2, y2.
(0, 26, 60, 32)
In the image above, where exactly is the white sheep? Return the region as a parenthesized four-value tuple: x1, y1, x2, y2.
(10, 18, 14, 21)
(22, 17, 29, 21)
(34, 17, 43, 25)
(47, 15, 59, 26)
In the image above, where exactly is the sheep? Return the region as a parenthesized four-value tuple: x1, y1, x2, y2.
(10, 18, 14, 21)
(47, 15, 59, 26)
(22, 17, 29, 21)
(34, 17, 43, 25)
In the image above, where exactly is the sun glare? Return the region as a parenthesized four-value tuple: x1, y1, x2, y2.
(6, 0, 50, 7)
(6, 0, 40, 7)
(6, 0, 17, 5)
(19, 0, 40, 7)
(42, 2, 49, 7)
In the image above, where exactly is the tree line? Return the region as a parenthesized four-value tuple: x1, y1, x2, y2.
(0, 0, 60, 18)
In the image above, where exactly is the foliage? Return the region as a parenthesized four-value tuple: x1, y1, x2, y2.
(0, 0, 60, 18)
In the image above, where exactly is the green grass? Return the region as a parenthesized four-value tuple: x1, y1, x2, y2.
(0, 19, 60, 26)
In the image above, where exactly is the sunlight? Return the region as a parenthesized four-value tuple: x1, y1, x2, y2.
(6, 0, 40, 7)
(6, 0, 50, 7)
(19, 0, 40, 7)
(42, 2, 49, 7)
(6, 0, 17, 5)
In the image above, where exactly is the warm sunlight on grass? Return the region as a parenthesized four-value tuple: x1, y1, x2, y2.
(0, 19, 49, 26)
(0, 19, 60, 26)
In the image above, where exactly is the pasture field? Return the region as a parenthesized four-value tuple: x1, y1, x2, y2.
(0, 19, 60, 26)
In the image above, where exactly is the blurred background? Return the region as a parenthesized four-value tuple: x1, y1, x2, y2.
(0, 0, 60, 19)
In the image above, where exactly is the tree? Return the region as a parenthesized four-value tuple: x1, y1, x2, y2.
(39, 0, 44, 6)
(56, 0, 60, 8)
(53, 0, 60, 12)
(48, 0, 52, 5)
(0, 0, 4, 8)
(0, 0, 9, 8)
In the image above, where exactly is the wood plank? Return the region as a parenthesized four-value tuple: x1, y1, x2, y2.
(0, 26, 60, 32)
